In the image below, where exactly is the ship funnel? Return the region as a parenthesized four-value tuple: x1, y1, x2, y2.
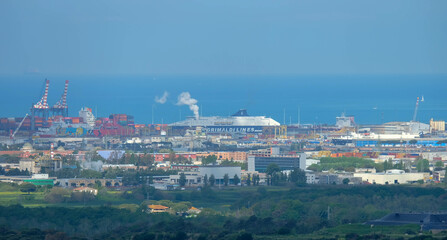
(232, 109, 249, 117)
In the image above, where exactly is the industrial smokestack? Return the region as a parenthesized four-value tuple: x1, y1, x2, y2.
(177, 92, 199, 120)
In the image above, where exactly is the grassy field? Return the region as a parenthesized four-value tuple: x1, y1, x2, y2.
(0, 191, 46, 207)
(167, 186, 289, 210)
(0, 189, 137, 208)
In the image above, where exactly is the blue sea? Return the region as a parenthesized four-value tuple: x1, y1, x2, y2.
(0, 74, 446, 125)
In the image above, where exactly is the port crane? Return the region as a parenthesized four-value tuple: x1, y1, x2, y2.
(10, 113, 29, 140)
(51, 80, 69, 117)
(31, 79, 50, 130)
(411, 97, 420, 122)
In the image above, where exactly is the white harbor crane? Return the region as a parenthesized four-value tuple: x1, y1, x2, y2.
(10, 113, 29, 140)
(411, 97, 420, 122)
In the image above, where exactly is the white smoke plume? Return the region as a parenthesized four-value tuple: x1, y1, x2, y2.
(82, 160, 103, 172)
(177, 92, 199, 119)
(155, 91, 169, 104)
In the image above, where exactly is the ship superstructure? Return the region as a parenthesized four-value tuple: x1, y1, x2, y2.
(79, 107, 96, 127)
(169, 109, 280, 134)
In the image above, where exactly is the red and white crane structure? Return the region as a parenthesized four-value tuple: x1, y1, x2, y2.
(31, 79, 50, 130)
(412, 96, 423, 122)
(33, 79, 50, 110)
(51, 80, 69, 117)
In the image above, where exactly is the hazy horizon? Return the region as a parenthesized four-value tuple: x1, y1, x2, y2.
(0, 74, 445, 125)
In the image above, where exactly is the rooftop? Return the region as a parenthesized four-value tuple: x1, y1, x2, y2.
(148, 205, 169, 210)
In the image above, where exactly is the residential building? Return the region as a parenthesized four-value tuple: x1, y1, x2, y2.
(196, 152, 247, 162)
(433, 170, 445, 182)
(102, 164, 148, 171)
(148, 205, 169, 213)
(19, 159, 39, 174)
(430, 118, 445, 132)
(305, 170, 317, 184)
(170, 165, 200, 172)
(187, 207, 201, 215)
(317, 174, 339, 184)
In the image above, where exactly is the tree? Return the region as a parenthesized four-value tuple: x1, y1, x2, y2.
(290, 168, 307, 186)
(70, 192, 95, 203)
(236, 232, 253, 240)
(253, 174, 260, 186)
(80, 169, 102, 179)
(246, 173, 251, 186)
(5, 168, 30, 176)
(342, 178, 350, 185)
(266, 163, 280, 186)
(233, 174, 240, 186)
(266, 163, 280, 176)
(434, 161, 445, 171)
(175, 155, 189, 164)
(393, 160, 405, 170)
(223, 174, 229, 186)
(383, 160, 392, 171)
(45, 187, 70, 203)
(19, 183, 36, 194)
(95, 180, 102, 188)
(271, 172, 280, 186)
(202, 155, 217, 165)
(179, 172, 187, 187)
(409, 139, 417, 144)
(203, 174, 208, 187)
(209, 174, 215, 187)
(416, 159, 430, 172)
(122, 171, 140, 186)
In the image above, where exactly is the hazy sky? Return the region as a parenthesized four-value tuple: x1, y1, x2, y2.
(1, 0, 446, 76)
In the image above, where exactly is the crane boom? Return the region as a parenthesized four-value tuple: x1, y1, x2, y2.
(412, 97, 419, 122)
(11, 113, 29, 139)
(33, 79, 50, 109)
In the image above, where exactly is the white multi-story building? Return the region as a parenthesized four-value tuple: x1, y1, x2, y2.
(79, 107, 96, 127)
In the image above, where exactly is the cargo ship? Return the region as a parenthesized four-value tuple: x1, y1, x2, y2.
(169, 109, 280, 134)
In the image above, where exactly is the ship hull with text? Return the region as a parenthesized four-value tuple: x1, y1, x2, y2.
(169, 109, 280, 134)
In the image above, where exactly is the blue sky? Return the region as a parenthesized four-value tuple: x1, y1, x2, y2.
(0, 0, 446, 76)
